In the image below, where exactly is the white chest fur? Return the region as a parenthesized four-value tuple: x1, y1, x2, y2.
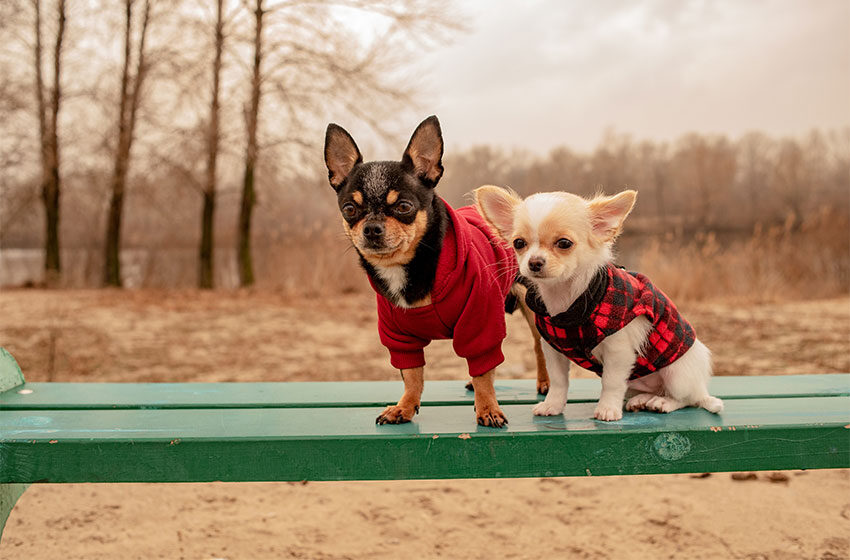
(374, 265, 409, 307)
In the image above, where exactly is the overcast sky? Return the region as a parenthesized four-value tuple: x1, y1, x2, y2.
(397, 0, 850, 155)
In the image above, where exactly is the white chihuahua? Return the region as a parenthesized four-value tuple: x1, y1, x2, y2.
(474, 186, 723, 421)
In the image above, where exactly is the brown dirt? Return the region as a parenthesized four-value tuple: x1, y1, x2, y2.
(1, 289, 848, 559)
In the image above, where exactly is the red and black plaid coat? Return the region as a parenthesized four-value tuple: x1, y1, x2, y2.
(525, 265, 695, 379)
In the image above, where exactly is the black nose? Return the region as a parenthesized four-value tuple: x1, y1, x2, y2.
(528, 257, 545, 273)
(363, 222, 385, 240)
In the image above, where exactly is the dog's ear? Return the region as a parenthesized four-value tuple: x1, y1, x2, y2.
(588, 190, 637, 242)
(402, 115, 444, 187)
(474, 185, 521, 240)
(324, 124, 362, 191)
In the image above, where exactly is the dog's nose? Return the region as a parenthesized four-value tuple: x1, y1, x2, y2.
(528, 257, 545, 273)
(363, 222, 385, 240)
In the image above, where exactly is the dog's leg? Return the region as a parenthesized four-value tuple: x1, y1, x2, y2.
(532, 343, 570, 416)
(376, 366, 424, 424)
(472, 369, 507, 427)
(592, 317, 653, 421)
(514, 287, 550, 395)
(595, 363, 632, 421)
(656, 339, 723, 414)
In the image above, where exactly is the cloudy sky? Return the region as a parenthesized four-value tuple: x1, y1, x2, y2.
(400, 0, 850, 154)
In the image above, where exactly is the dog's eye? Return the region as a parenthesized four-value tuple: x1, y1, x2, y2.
(342, 203, 358, 219)
(555, 238, 573, 250)
(513, 238, 527, 250)
(395, 201, 414, 215)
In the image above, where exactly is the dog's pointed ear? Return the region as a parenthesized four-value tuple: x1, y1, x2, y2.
(588, 190, 637, 242)
(324, 123, 362, 191)
(402, 115, 444, 187)
(474, 185, 521, 240)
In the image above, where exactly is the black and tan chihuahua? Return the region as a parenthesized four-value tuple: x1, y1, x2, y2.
(323, 116, 549, 427)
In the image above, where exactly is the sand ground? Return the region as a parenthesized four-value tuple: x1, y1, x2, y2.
(0, 290, 848, 559)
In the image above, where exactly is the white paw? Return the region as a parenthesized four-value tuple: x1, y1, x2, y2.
(699, 396, 724, 413)
(625, 393, 654, 411)
(645, 396, 683, 413)
(533, 399, 565, 416)
(593, 403, 623, 421)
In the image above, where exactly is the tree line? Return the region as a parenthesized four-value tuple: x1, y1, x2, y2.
(1, 2, 847, 290)
(0, 0, 453, 288)
(438, 129, 849, 234)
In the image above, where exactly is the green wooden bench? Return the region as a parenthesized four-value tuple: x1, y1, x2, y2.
(1, 346, 848, 541)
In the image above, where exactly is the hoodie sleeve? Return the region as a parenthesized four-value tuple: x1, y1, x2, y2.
(375, 295, 428, 370)
(450, 253, 507, 377)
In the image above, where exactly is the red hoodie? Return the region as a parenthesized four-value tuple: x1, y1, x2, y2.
(372, 201, 517, 377)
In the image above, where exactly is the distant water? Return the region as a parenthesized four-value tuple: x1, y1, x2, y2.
(2, 236, 651, 289)
(0, 248, 241, 288)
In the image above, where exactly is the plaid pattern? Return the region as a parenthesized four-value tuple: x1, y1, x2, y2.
(533, 265, 695, 379)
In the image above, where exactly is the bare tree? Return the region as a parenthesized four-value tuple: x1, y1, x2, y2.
(104, 0, 151, 287)
(236, 0, 263, 287)
(33, 0, 66, 285)
(200, 0, 226, 289)
(234, 0, 456, 287)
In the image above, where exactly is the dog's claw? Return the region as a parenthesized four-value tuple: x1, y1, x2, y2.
(376, 404, 418, 425)
(476, 410, 508, 428)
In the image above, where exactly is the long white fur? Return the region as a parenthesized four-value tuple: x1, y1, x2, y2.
(483, 188, 724, 420)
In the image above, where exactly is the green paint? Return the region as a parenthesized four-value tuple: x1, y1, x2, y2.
(653, 433, 692, 461)
(0, 399, 847, 483)
(0, 346, 848, 545)
(2, 374, 848, 411)
(0, 484, 28, 537)
(0, 349, 24, 394)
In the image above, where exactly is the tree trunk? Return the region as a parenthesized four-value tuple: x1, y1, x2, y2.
(104, 0, 150, 287)
(34, 0, 65, 286)
(199, 190, 215, 288)
(653, 161, 667, 231)
(199, 0, 224, 290)
(237, 0, 263, 288)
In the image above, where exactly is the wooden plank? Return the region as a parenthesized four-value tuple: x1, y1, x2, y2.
(1, 397, 847, 482)
(1, 374, 847, 410)
(0, 349, 24, 394)
(0, 484, 28, 537)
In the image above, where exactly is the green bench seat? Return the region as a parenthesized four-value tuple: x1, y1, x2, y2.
(1, 347, 848, 541)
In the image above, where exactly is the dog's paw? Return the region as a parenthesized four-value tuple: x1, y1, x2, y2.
(698, 396, 724, 414)
(532, 400, 564, 416)
(593, 403, 623, 421)
(376, 404, 418, 425)
(475, 405, 508, 428)
(625, 393, 655, 411)
(536, 379, 550, 395)
(464, 381, 474, 392)
(644, 396, 684, 414)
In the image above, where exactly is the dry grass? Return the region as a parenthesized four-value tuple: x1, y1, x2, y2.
(635, 208, 849, 303)
(248, 207, 850, 303)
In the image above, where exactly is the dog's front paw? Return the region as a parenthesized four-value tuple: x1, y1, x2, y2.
(536, 379, 550, 395)
(376, 404, 419, 425)
(593, 403, 623, 422)
(532, 400, 564, 416)
(475, 405, 508, 428)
